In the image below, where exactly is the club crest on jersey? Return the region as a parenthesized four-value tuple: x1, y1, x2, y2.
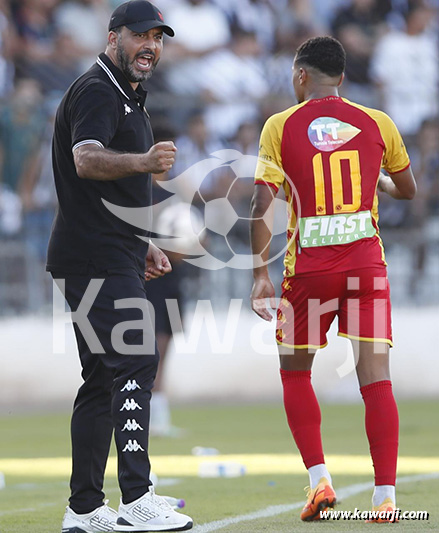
(124, 104, 133, 116)
(308, 117, 361, 152)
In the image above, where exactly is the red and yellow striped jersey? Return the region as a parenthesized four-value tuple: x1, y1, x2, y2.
(255, 96, 410, 277)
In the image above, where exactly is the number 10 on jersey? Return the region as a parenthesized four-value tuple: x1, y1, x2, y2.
(312, 149, 362, 215)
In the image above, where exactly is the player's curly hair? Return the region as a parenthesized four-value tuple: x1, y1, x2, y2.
(295, 36, 346, 77)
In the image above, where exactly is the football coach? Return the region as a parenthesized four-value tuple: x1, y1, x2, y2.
(47, 1, 193, 531)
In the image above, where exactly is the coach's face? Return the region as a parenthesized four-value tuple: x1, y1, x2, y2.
(111, 26, 163, 85)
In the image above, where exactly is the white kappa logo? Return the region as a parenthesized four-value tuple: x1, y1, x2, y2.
(132, 504, 159, 522)
(89, 515, 115, 532)
(102, 149, 298, 271)
(120, 399, 142, 411)
(124, 103, 133, 115)
(121, 379, 141, 392)
(122, 419, 144, 431)
(123, 439, 145, 452)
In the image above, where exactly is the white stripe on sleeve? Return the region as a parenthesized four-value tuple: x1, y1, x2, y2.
(72, 139, 104, 153)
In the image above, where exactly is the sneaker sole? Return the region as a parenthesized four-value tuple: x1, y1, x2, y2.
(301, 497, 337, 522)
(61, 526, 94, 533)
(114, 520, 193, 532)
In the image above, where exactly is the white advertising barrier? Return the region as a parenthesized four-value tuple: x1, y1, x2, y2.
(0, 306, 437, 410)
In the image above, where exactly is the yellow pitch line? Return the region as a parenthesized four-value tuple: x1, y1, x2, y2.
(1, 454, 438, 478)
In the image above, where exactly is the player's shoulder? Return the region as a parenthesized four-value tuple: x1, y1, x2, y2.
(263, 101, 308, 132)
(267, 101, 308, 123)
(341, 98, 394, 125)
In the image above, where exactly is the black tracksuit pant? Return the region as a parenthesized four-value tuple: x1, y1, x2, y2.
(52, 266, 159, 514)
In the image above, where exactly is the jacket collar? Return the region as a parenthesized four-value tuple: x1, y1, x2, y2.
(96, 52, 147, 107)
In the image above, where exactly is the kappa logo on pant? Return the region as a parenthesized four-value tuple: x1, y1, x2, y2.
(120, 379, 142, 392)
(120, 399, 142, 411)
(122, 418, 144, 431)
(123, 439, 145, 452)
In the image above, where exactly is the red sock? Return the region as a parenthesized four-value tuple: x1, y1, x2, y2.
(280, 369, 324, 468)
(360, 380, 399, 485)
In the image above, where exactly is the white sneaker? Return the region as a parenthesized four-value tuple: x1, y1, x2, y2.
(115, 487, 193, 531)
(62, 501, 118, 532)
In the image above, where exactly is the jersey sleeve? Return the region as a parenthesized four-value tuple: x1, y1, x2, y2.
(377, 112, 411, 174)
(70, 81, 120, 151)
(255, 114, 285, 192)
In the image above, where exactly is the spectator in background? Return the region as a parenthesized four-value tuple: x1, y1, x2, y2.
(230, 118, 286, 277)
(307, 0, 350, 31)
(268, 16, 316, 107)
(144, 123, 180, 437)
(19, 97, 57, 310)
(0, 0, 17, 98)
(0, 183, 21, 236)
(0, 78, 44, 193)
(164, 0, 230, 64)
(272, 0, 325, 34)
(407, 117, 439, 296)
(332, 0, 386, 106)
(382, 0, 430, 31)
(370, 4, 439, 139)
(231, 121, 260, 158)
(212, 0, 276, 51)
(143, 121, 204, 437)
(226, 120, 261, 246)
(55, 0, 110, 71)
(0, 78, 44, 239)
(173, 111, 225, 204)
(163, 0, 230, 102)
(199, 29, 269, 138)
(24, 31, 82, 93)
(1, 0, 438, 316)
(12, 0, 59, 80)
(148, 187, 195, 437)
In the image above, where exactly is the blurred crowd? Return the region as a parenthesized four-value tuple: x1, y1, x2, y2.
(0, 0, 438, 313)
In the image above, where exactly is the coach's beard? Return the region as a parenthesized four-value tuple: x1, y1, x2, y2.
(117, 44, 159, 83)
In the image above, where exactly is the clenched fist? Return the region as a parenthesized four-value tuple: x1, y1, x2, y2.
(144, 141, 177, 174)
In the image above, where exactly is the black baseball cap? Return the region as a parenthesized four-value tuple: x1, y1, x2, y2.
(109, 0, 175, 37)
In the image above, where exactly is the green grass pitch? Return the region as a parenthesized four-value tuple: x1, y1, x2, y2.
(0, 401, 438, 532)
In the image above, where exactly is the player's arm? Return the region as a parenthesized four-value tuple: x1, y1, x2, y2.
(250, 183, 276, 322)
(377, 111, 417, 200)
(250, 114, 285, 321)
(378, 167, 417, 200)
(74, 142, 177, 181)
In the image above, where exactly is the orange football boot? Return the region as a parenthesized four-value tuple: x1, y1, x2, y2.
(300, 477, 337, 521)
(366, 498, 399, 523)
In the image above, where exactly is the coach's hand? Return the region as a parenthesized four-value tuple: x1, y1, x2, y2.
(251, 275, 276, 321)
(144, 141, 177, 174)
(145, 242, 172, 281)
